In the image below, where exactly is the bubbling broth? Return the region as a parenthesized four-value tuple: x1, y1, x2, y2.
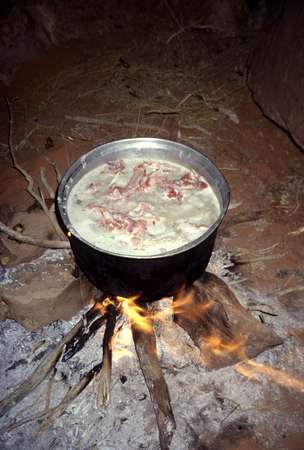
(67, 157, 220, 256)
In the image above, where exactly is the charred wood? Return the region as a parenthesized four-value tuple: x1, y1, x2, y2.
(96, 301, 117, 407)
(173, 272, 283, 369)
(132, 306, 176, 450)
(62, 299, 108, 362)
(0, 303, 99, 417)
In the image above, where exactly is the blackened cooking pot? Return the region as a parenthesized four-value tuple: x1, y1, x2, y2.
(56, 138, 230, 300)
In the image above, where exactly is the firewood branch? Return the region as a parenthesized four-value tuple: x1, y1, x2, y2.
(40, 167, 55, 199)
(0, 220, 70, 249)
(3, 96, 64, 240)
(0, 302, 103, 417)
(0, 328, 78, 417)
(132, 307, 176, 450)
(1, 361, 104, 434)
(62, 298, 109, 362)
(38, 361, 103, 430)
(96, 301, 117, 407)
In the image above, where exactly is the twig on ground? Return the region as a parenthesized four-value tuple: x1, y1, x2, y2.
(0, 221, 70, 249)
(145, 107, 182, 116)
(233, 252, 286, 265)
(277, 285, 304, 297)
(40, 167, 55, 199)
(166, 24, 219, 44)
(41, 153, 62, 184)
(43, 369, 56, 413)
(3, 96, 64, 239)
(0, 408, 49, 434)
(177, 93, 193, 107)
(248, 309, 278, 317)
(15, 126, 39, 152)
(0, 304, 98, 417)
(163, 0, 182, 28)
(288, 226, 304, 236)
(1, 361, 103, 433)
(64, 115, 168, 135)
(38, 361, 103, 430)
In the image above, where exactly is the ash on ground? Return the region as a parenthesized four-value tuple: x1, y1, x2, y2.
(0, 249, 303, 450)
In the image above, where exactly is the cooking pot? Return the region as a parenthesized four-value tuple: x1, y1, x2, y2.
(56, 138, 230, 300)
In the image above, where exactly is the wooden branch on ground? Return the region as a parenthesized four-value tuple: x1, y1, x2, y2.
(173, 272, 283, 369)
(4, 96, 64, 240)
(96, 302, 117, 407)
(0, 302, 103, 417)
(1, 361, 103, 433)
(0, 221, 70, 249)
(40, 167, 55, 199)
(41, 154, 62, 184)
(38, 361, 103, 430)
(64, 115, 169, 134)
(132, 307, 176, 450)
(0, 361, 102, 435)
(222, 210, 266, 230)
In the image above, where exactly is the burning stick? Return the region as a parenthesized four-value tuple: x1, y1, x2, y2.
(173, 272, 283, 369)
(62, 298, 109, 362)
(96, 300, 117, 407)
(131, 304, 176, 450)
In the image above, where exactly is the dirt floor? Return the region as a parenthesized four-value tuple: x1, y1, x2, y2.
(0, 14, 303, 450)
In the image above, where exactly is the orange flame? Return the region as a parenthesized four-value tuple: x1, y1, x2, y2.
(92, 293, 304, 394)
(93, 297, 115, 315)
(203, 335, 247, 358)
(236, 360, 304, 392)
(170, 289, 213, 325)
(117, 296, 153, 334)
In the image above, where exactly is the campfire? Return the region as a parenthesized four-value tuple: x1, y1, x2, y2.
(0, 269, 283, 450)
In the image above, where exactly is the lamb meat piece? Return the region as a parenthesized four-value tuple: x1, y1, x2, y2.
(107, 164, 149, 198)
(106, 159, 126, 174)
(176, 171, 208, 190)
(164, 186, 184, 203)
(87, 204, 149, 244)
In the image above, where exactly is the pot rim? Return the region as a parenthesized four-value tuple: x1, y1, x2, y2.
(56, 137, 230, 260)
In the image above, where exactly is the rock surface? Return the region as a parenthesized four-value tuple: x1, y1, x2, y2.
(0, 251, 94, 330)
(249, 1, 304, 151)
